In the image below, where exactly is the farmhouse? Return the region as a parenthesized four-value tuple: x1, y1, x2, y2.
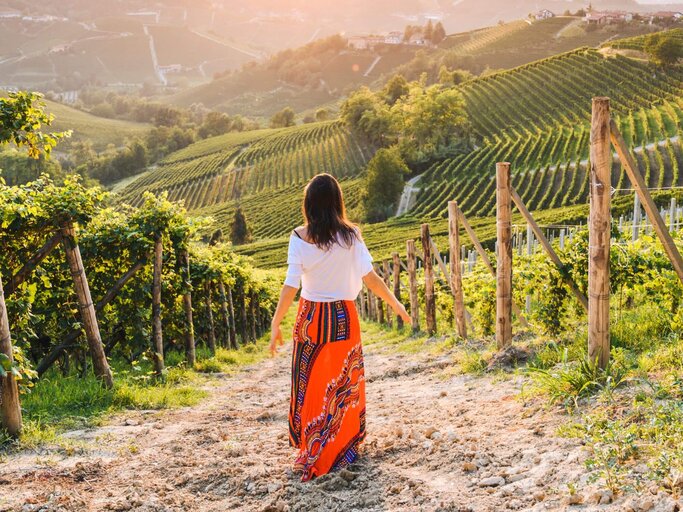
(384, 31, 404, 44)
(347, 35, 384, 50)
(584, 10, 633, 25)
(650, 11, 683, 21)
(534, 10, 555, 20)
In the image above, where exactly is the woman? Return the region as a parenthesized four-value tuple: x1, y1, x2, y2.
(270, 173, 410, 482)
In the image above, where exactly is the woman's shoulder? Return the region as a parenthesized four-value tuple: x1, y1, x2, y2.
(292, 226, 312, 244)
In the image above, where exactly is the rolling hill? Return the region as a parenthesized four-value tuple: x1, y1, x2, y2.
(110, 23, 683, 270)
(45, 99, 151, 150)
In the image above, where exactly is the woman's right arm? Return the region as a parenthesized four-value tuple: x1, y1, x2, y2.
(270, 285, 299, 356)
(362, 270, 411, 325)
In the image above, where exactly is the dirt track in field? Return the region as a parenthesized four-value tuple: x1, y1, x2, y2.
(0, 334, 655, 512)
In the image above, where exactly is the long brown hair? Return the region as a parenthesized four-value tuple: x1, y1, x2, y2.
(302, 174, 358, 250)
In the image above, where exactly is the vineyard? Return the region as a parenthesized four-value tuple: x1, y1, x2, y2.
(0, 176, 279, 441)
(413, 48, 683, 219)
(606, 27, 683, 51)
(119, 121, 374, 236)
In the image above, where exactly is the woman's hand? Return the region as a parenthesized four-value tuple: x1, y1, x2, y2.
(270, 324, 283, 357)
(393, 301, 412, 325)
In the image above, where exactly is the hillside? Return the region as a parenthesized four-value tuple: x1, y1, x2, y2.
(44, 99, 151, 150)
(118, 122, 374, 224)
(165, 17, 660, 120)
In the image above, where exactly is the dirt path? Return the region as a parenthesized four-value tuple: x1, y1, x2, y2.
(1, 336, 611, 512)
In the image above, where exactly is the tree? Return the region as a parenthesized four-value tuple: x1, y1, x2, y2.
(645, 33, 683, 67)
(362, 148, 409, 223)
(392, 83, 471, 163)
(198, 111, 233, 138)
(432, 22, 447, 44)
(340, 87, 394, 146)
(424, 20, 434, 42)
(270, 107, 296, 128)
(230, 207, 252, 245)
(383, 74, 410, 106)
(315, 108, 330, 122)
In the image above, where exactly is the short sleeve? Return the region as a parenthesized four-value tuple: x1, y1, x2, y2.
(284, 235, 302, 288)
(357, 239, 374, 276)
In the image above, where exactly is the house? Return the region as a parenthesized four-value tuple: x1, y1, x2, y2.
(650, 11, 683, 21)
(584, 11, 633, 25)
(347, 35, 384, 50)
(384, 31, 404, 44)
(534, 9, 555, 20)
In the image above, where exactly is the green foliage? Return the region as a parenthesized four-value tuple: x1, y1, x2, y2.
(362, 148, 408, 223)
(270, 107, 296, 128)
(645, 32, 683, 67)
(230, 206, 252, 245)
(0, 92, 71, 159)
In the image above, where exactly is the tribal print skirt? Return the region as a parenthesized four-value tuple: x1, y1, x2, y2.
(288, 298, 366, 482)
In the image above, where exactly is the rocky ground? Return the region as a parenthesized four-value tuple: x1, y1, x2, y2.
(0, 332, 679, 512)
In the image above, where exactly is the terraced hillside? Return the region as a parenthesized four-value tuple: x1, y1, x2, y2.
(413, 48, 683, 219)
(606, 28, 683, 51)
(119, 122, 374, 225)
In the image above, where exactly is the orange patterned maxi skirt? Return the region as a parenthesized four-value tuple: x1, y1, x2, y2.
(288, 298, 366, 482)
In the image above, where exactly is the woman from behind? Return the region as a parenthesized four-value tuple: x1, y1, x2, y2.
(270, 173, 410, 482)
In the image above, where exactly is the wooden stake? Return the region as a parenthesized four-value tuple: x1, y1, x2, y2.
(0, 274, 22, 436)
(589, 98, 612, 369)
(495, 163, 513, 348)
(218, 280, 232, 349)
(151, 235, 165, 376)
(60, 222, 113, 388)
(227, 285, 237, 349)
(374, 263, 385, 324)
(448, 201, 467, 339)
(204, 282, 217, 355)
(240, 288, 249, 344)
(611, 119, 683, 286)
(179, 249, 196, 366)
(509, 186, 589, 311)
(359, 286, 367, 320)
(421, 224, 436, 335)
(250, 292, 258, 342)
(454, 204, 529, 327)
(406, 239, 420, 332)
(382, 260, 393, 327)
(392, 252, 403, 329)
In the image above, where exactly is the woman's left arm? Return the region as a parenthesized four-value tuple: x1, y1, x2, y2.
(270, 285, 299, 356)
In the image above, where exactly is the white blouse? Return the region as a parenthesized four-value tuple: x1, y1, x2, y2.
(284, 231, 374, 302)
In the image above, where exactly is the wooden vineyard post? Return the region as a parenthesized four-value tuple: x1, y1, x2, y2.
(179, 249, 196, 366)
(218, 280, 236, 349)
(589, 98, 612, 369)
(509, 187, 589, 311)
(60, 222, 114, 388)
(374, 263, 385, 324)
(227, 285, 237, 349)
(367, 287, 375, 322)
(250, 292, 258, 342)
(240, 289, 249, 344)
(382, 260, 393, 327)
(392, 252, 403, 329)
(0, 273, 22, 436)
(204, 282, 217, 355)
(454, 203, 529, 328)
(495, 163, 513, 349)
(359, 286, 367, 320)
(152, 234, 165, 376)
(421, 224, 436, 335)
(406, 240, 420, 332)
(448, 201, 467, 339)
(5, 232, 62, 297)
(610, 119, 683, 286)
